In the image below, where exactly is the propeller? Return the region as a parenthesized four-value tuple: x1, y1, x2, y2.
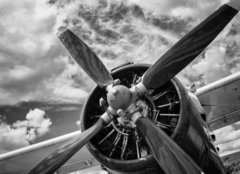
(29, 113, 111, 174)
(29, 2, 239, 174)
(136, 117, 203, 174)
(57, 26, 113, 88)
(141, 3, 238, 89)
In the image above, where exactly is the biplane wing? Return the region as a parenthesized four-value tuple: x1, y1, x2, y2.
(0, 131, 101, 174)
(196, 71, 240, 130)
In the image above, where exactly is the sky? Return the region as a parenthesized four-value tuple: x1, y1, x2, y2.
(0, 0, 240, 157)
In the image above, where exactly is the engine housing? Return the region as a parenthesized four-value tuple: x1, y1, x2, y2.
(80, 63, 191, 173)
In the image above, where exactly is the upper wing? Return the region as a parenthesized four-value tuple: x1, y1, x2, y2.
(196, 71, 240, 130)
(0, 131, 100, 174)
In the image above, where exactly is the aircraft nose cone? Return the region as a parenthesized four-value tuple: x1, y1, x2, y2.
(107, 85, 132, 110)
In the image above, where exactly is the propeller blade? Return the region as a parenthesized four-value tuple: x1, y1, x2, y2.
(57, 26, 113, 88)
(142, 3, 238, 89)
(28, 117, 106, 174)
(136, 117, 203, 174)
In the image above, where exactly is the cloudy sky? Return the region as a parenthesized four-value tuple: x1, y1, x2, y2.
(0, 0, 240, 157)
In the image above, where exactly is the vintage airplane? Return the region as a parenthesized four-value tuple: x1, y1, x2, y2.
(1, 1, 240, 174)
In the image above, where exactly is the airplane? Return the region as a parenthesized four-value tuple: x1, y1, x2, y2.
(0, 0, 240, 174)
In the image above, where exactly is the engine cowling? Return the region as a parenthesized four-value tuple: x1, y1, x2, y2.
(80, 63, 191, 173)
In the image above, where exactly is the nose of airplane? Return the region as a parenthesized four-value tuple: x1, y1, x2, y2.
(107, 85, 132, 110)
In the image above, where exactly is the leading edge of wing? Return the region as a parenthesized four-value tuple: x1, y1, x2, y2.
(196, 71, 240, 130)
(0, 131, 99, 174)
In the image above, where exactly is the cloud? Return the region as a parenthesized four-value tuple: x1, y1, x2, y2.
(54, 0, 240, 90)
(0, 0, 63, 104)
(0, 125, 29, 154)
(0, 0, 92, 105)
(51, 56, 90, 103)
(0, 108, 52, 154)
(128, 0, 223, 19)
(0, 0, 239, 105)
(53, 0, 184, 73)
(14, 108, 52, 135)
(178, 45, 232, 87)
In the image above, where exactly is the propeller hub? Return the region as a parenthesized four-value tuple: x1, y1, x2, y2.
(107, 85, 132, 110)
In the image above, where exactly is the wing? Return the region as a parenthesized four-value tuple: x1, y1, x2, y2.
(196, 71, 240, 130)
(0, 131, 101, 174)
